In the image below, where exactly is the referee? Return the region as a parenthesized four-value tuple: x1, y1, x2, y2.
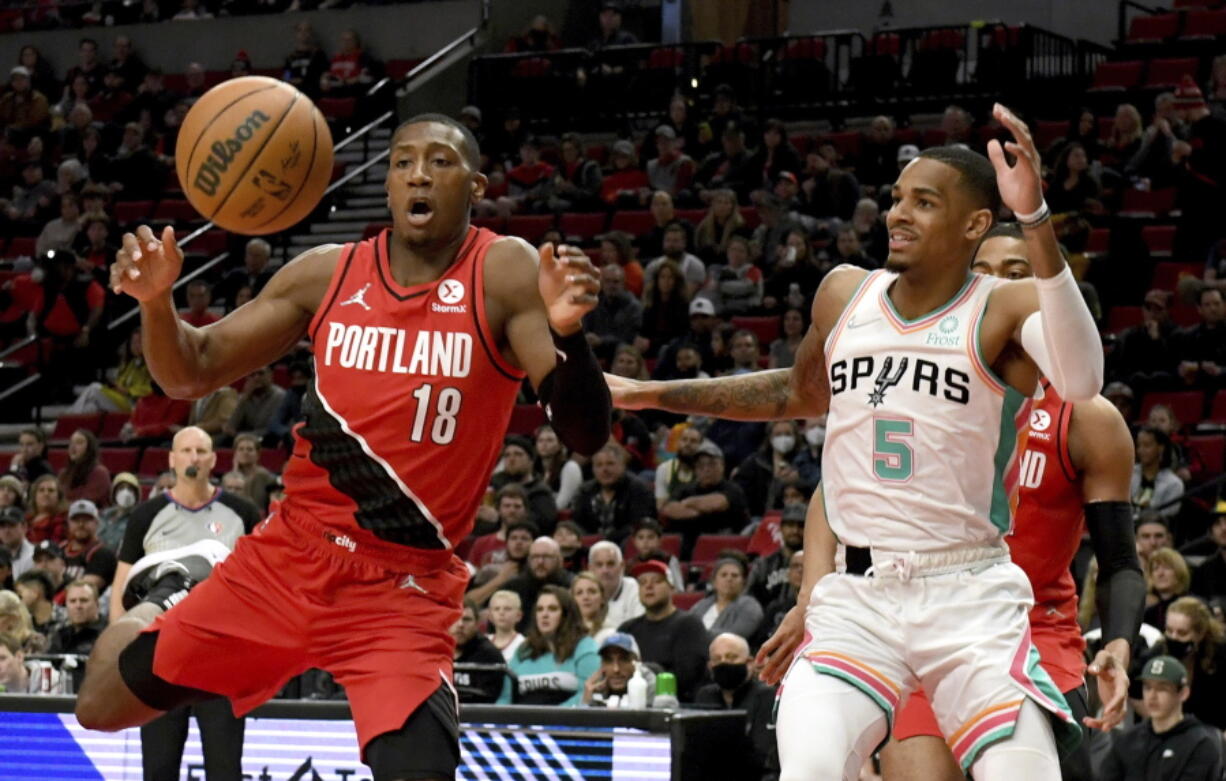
(110, 427, 260, 781)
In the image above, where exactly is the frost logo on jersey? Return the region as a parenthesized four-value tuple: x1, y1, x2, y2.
(868, 356, 908, 407)
(925, 314, 961, 347)
(432, 279, 467, 313)
(1029, 409, 1052, 432)
(339, 283, 373, 311)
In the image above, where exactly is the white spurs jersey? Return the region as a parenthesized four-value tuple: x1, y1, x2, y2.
(821, 269, 1031, 552)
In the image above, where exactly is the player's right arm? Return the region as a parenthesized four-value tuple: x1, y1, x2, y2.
(110, 224, 338, 398)
(606, 266, 866, 420)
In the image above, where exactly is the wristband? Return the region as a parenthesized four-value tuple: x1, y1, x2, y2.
(1014, 199, 1050, 228)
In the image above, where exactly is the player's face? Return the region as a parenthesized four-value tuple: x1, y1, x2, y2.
(571, 578, 603, 618)
(887, 158, 991, 274)
(971, 236, 1032, 280)
(601, 648, 635, 692)
(65, 586, 98, 625)
(488, 598, 521, 631)
(387, 122, 485, 249)
(1141, 680, 1184, 720)
(534, 594, 563, 635)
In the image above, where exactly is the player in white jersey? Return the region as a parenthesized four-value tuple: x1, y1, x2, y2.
(606, 104, 1105, 780)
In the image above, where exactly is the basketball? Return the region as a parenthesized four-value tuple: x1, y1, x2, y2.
(174, 76, 334, 236)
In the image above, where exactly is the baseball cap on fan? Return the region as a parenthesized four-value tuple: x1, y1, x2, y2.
(689, 298, 716, 317)
(1139, 655, 1187, 687)
(897, 144, 920, 164)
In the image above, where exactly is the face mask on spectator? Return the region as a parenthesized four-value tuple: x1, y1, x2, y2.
(1165, 638, 1196, 658)
(115, 488, 137, 508)
(712, 662, 748, 690)
(804, 425, 825, 448)
(770, 435, 795, 454)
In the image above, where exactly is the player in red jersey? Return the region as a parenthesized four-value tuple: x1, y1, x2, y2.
(74, 113, 612, 781)
(878, 223, 1146, 781)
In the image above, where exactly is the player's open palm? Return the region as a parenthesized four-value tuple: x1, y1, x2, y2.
(110, 224, 183, 302)
(539, 243, 599, 334)
(985, 103, 1043, 216)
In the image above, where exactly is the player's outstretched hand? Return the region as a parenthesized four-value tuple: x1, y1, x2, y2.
(110, 224, 184, 302)
(756, 604, 805, 686)
(1083, 648, 1129, 731)
(985, 103, 1043, 217)
(538, 243, 599, 335)
(604, 372, 648, 410)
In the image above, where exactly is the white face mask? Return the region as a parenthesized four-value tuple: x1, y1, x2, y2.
(770, 435, 795, 454)
(114, 488, 137, 508)
(804, 425, 825, 448)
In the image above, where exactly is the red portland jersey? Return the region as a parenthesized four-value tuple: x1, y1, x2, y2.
(281, 227, 524, 555)
(1009, 381, 1084, 610)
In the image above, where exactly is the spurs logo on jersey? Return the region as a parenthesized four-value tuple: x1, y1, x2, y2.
(821, 269, 1032, 552)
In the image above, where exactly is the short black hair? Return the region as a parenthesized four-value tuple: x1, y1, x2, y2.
(391, 113, 481, 170)
(983, 222, 1023, 242)
(506, 519, 540, 538)
(917, 145, 1000, 216)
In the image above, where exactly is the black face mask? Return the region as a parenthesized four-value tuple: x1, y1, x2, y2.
(1165, 638, 1196, 658)
(712, 662, 748, 691)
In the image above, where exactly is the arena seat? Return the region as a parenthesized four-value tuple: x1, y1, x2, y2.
(1089, 60, 1144, 91)
(193, 229, 229, 257)
(1141, 225, 1177, 256)
(114, 200, 154, 226)
(1170, 303, 1200, 327)
(319, 98, 357, 121)
(1150, 262, 1204, 291)
(559, 212, 607, 241)
(1186, 435, 1224, 478)
(152, 199, 200, 224)
(1085, 228, 1111, 257)
(259, 449, 288, 474)
(673, 591, 704, 610)
(5, 237, 35, 259)
(730, 316, 781, 349)
(138, 447, 170, 476)
(610, 211, 654, 235)
(1182, 9, 1226, 37)
(1034, 120, 1070, 151)
(689, 534, 751, 566)
(1140, 390, 1206, 424)
(1127, 13, 1182, 42)
(1106, 305, 1143, 333)
(581, 534, 602, 548)
(213, 448, 234, 474)
(98, 413, 129, 441)
(585, 143, 608, 166)
(676, 208, 707, 225)
(472, 216, 506, 233)
(1143, 57, 1199, 88)
(385, 58, 424, 80)
(47, 449, 68, 473)
(506, 215, 554, 244)
(1209, 390, 1226, 423)
(820, 130, 861, 159)
(921, 128, 948, 148)
(738, 207, 761, 230)
(507, 404, 546, 436)
(51, 413, 101, 444)
(99, 447, 139, 475)
(1120, 187, 1178, 217)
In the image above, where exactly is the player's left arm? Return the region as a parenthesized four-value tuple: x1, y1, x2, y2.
(986, 104, 1104, 401)
(492, 238, 611, 456)
(1072, 397, 1144, 731)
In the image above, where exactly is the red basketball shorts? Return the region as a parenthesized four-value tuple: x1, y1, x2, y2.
(143, 505, 468, 752)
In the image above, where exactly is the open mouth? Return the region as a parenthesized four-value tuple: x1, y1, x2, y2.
(888, 230, 917, 251)
(407, 198, 434, 227)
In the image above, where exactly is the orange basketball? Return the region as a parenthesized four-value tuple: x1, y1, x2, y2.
(175, 76, 333, 236)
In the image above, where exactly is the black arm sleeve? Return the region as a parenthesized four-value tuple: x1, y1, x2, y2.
(536, 328, 611, 456)
(1086, 501, 1146, 645)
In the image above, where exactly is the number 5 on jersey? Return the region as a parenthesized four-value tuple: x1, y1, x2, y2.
(410, 383, 462, 445)
(873, 417, 914, 482)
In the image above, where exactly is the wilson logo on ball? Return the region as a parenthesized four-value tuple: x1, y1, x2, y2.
(192, 109, 273, 197)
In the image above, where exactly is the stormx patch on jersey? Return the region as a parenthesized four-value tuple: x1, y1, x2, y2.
(830, 354, 971, 407)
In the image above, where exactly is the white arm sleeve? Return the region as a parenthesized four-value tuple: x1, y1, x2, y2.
(1018, 266, 1104, 401)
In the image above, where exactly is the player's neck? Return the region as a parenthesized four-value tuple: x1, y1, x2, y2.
(388, 224, 470, 287)
(887, 267, 970, 322)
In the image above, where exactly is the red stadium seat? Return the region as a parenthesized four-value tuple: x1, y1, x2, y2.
(1171, 303, 1200, 327)
(689, 534, 751, 566)
(610, 211, 654, 236)
(921, 128, 948, 148)
(1144, 57, 1199, 88)
(783, 38, 828, 60)
(51, 413, 101, 443)
(672, 591, 704, 610)
(559, 213, 607, 241)
(259, 449, 288, 474)
(138, 448, 170, 477)
(5, 237, 35, 259)
(1090, 60, 1144, 91)
(319, 98, 356, 120)
(731, 316, 781, 350)
(738, 207, 761, 230)
(581, 534, 602, 548)
(98, 448, 138, 475)
(648, 47, 686, 69)
(1120, 188, 1178, 217)
(385, 58, 423, 80)
(192, 229, 228, 257)
(152, 199, 200, 223)
(98, 413, 129, 441)
(675, 209, 706, 225)
(1209, 390, 1226, 423)
(507, 215, 554, 244)
(1141, 225, 1177, 257)
(869, 33, 901, 55)
(1186, 435, 1224, 478)
(1085, 228, 1111, 256)
(47, 449, 68, 473)
(114, 200, 153, 226)
(1107, 305, 1143, 333)
(585, 144, 608, 166)
(507, 404, 546, 436)
(1150, 262, 1204, 291)
(1034, 120, 1070, 152)
(1182, 9, 1226, 37)
(1140, 391, 1206, 425)
(820, 131, 861, 160)
(1128, 13, 1181, 41)
(789, 134, 813, 157)
(471, 216, 505, 233)
(212, 448, 234, 475)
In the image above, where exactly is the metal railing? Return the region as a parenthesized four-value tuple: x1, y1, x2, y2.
(0, 15, 485, 409)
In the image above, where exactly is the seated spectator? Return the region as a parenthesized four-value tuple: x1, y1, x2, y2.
(73, 212, 117, 272)
(696, 125, 755, 203)
(850, 197, 888, 265)
(187, 385, 239, 441)
(548, 132, 602, 213)
(636, 259, 690, 360)
(1047, 142, 1100, 215)
(179, 279, 218, 328)
(794, 417, 825, 487)
(644, 222, 706, 294)
(31, 250, 105, 384)
(492, 136, 554, 217)
(0, 509, 31, 579)
(320, 29, 381, 98)
(662, 441, 750, 560)
(15, 569, 62, 635)
(35, 194, 82, 257)
(17, 46, 59, 106)
(47, 580, 104, 662)
(1132, 427, 1184, 524)
(733, 419, 803, 516)
(2, 162, 57, 232)
(601, 139, 650, 208)
(693, 633, 777, 777)
(98, 472, 139, 552)
(26, 476, 66, 545)
(279, 23, 330, 101)
(582, 632, 654, 707)
(1126, 93, 1185, 189)
(120, 382, 192, 445)
(108, 122, 163, 201)
(652, 297, 719, 380)
(8, 429, 52, 485)
(0, 631, 39, 693)
(1147, 404, 1195, 484)
(487, 589, 525, 662)
(704, 236, 761, 315)
(58, 430, 110, 507)
(693, 189, 748, 264)
(748, 193, 801, 266)
(450, 599, 506, 704)
(1138, 517, 1175, 574)
(506, 14, 562, 53)
(553, 520, 588, 573)
(762, 229, 822, 314)
(829, 225, 876, 271)
(640, 191, 689, 263)
(747, 502, 806, 606)
(1100, 655, 1223, 781)
(629, 518, 684, 588)
(1163, 597, 1226, 731)
(758, 548, 804, 647)
(221, 472, 245, 495)
(1189, 508, 1225, 600)
(505, 536, 573, 632)
(488, 435, 558, 535)
(469, 486, 533, 564)
(222, 366, 286, 444)
(619, 557, 709, 702)
(30, 540, 66, 595)
(855, 116, 901, 190)
(647, 127, 695, 202)
(589, 540, 644, 629)
(748, 119, 801, 195)
(1145, 548, 1191, 630)
(609, 344, 648, 381)
(769, 307, 806, 369)
(88, 67, 134, 124)
(1103, 103, 1144, 171)
(588, 1, 638, 49)
(534, 425, 583, 511)
(0, 589, 46, 654)
(688, 556, 763, 641)
(265, 361, 311, 450)
(572, 444, 655, 544)
(0, 476, 23, 512)
(0, 66, 51, 144)
(1174, 287, 1226, 391)
(582, 265, 642, 361)
(172, 0, 215, 21)
(595, 231, 644, 299)
(1111, 289, 1179, 394)
(218, 238, 273, 310)
(654, 425, 702, 509)
(572, 570, 612, 643)
(500, 585, 599, 705)
(128, 69, 176, 131)
(225, 433, 275, 513)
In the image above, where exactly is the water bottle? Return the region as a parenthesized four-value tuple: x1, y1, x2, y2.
(627, 663, 648, 709)
(652, 672, 679, 709)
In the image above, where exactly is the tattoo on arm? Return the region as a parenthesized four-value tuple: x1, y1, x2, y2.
(657, 370, 793, 420)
